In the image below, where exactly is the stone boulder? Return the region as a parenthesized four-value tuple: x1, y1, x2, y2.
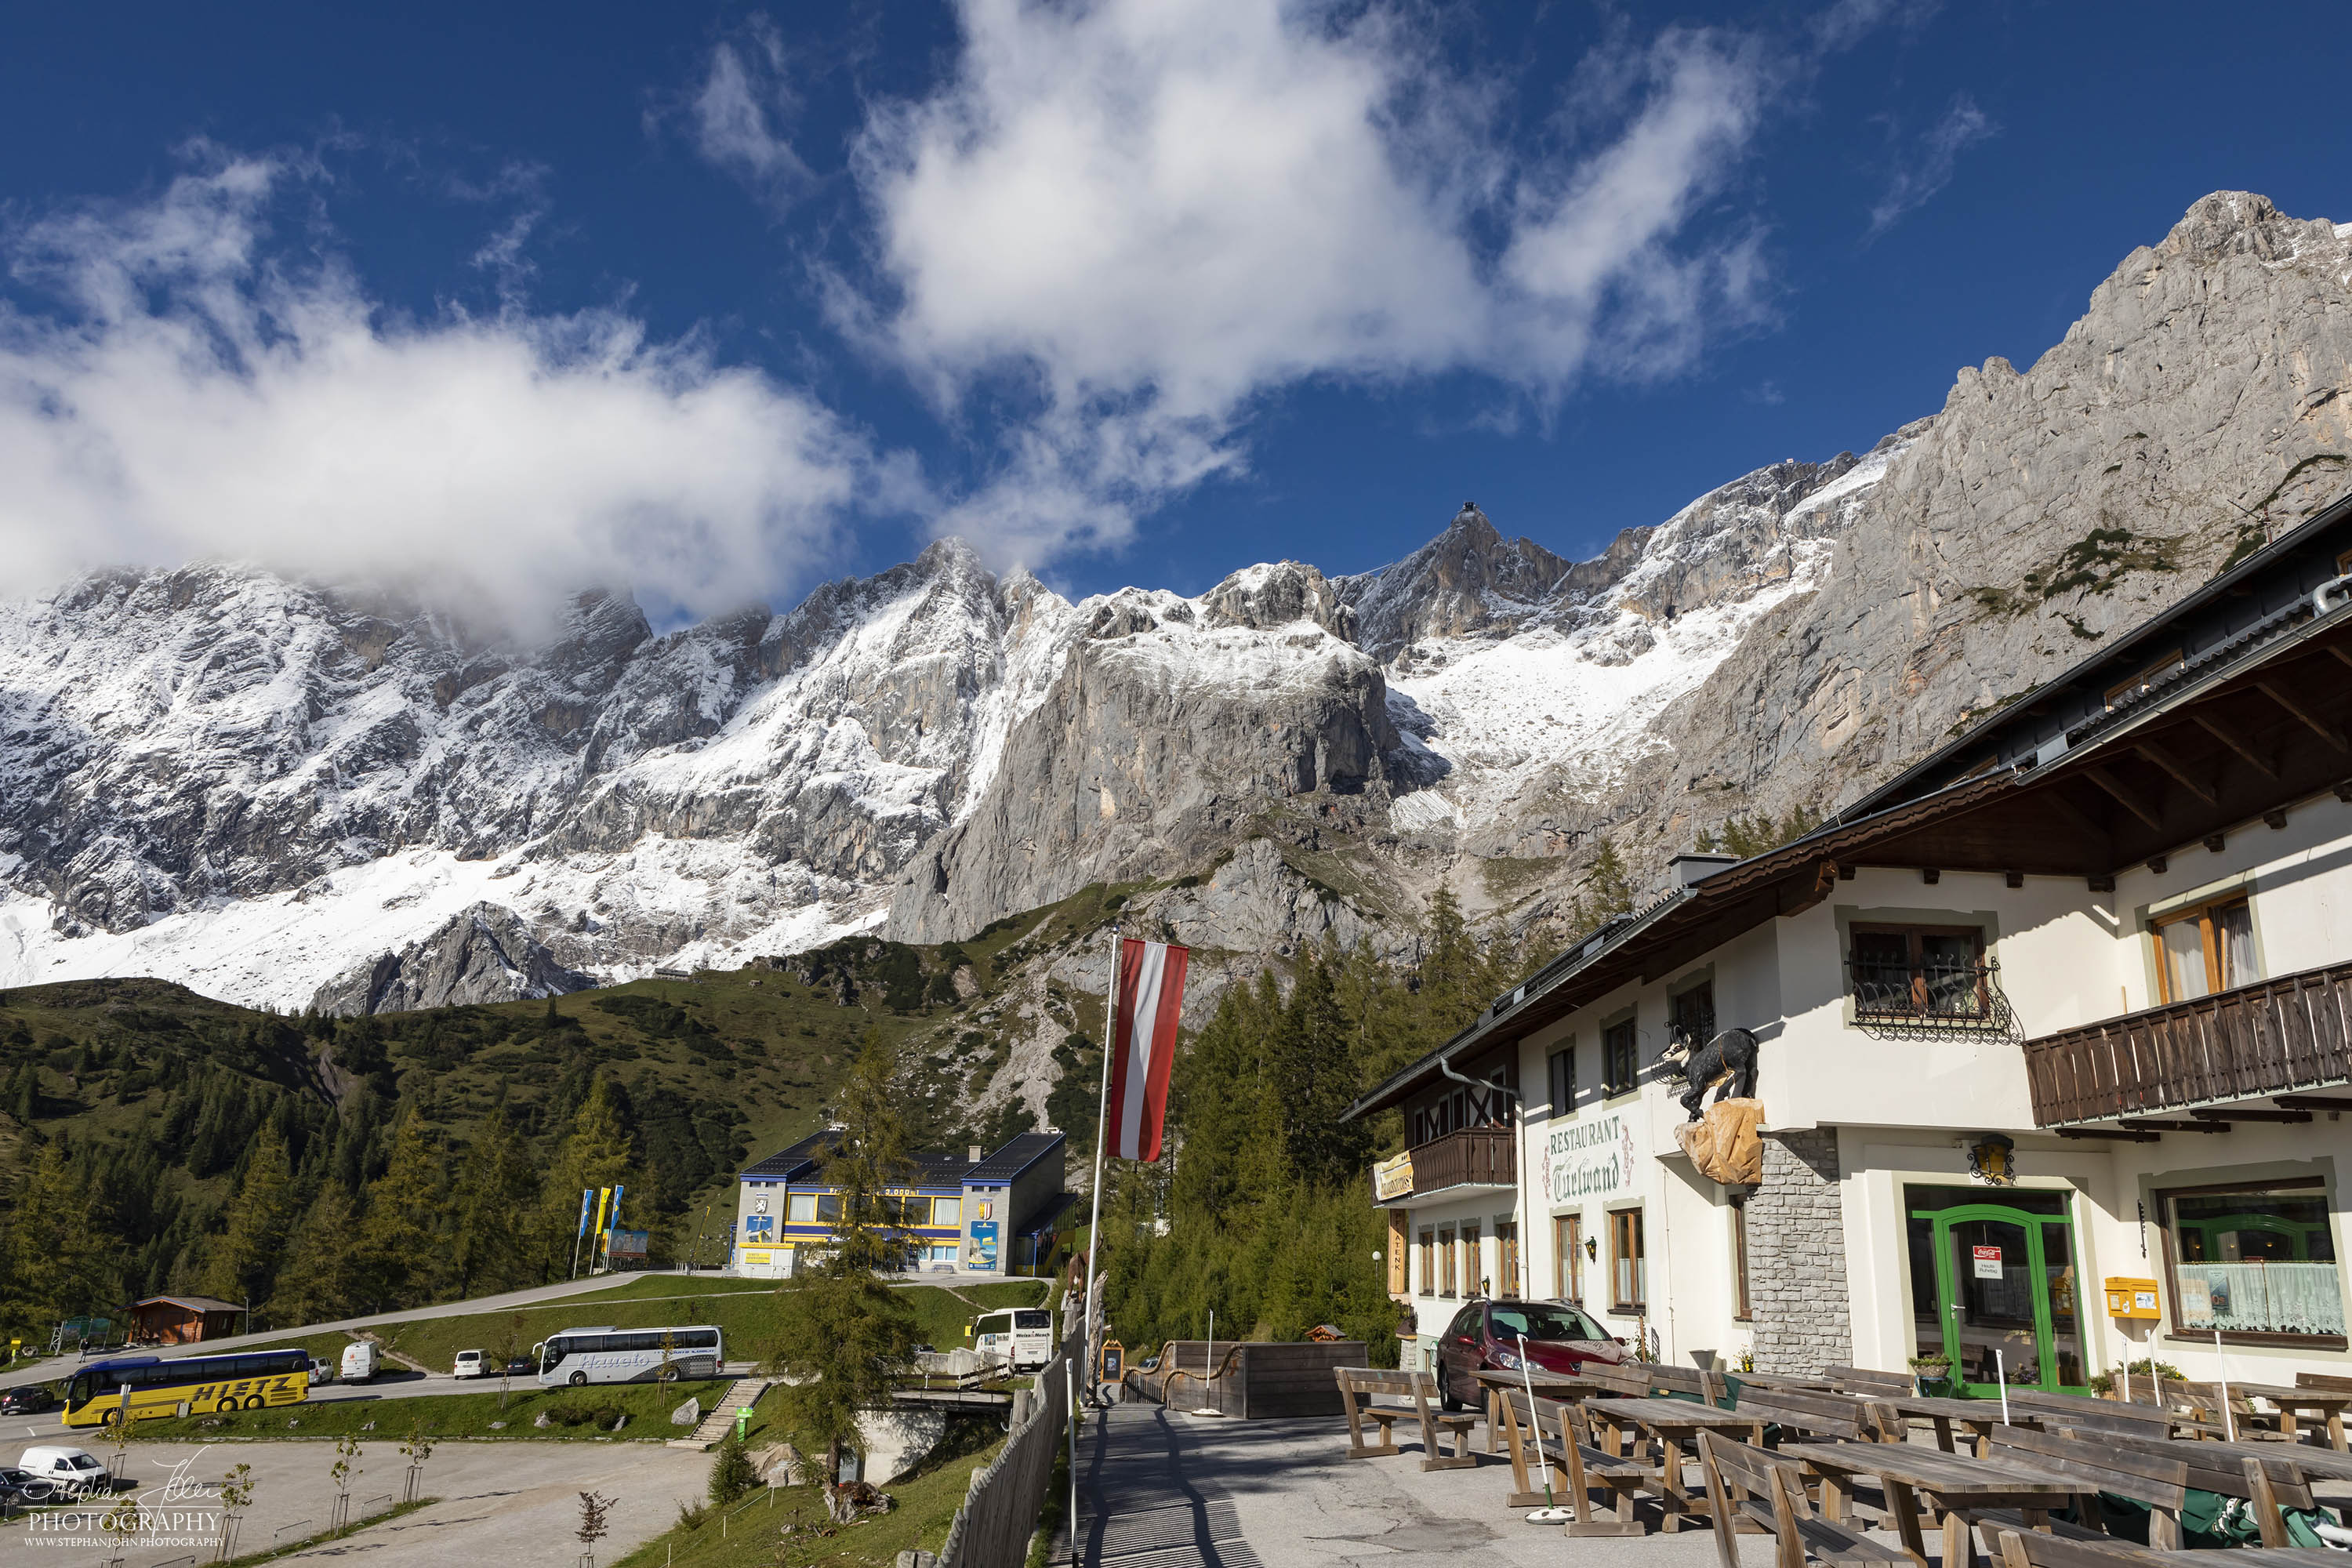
(671, 1396, 701, 1428)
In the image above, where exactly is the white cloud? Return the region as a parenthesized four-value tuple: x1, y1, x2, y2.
(1867, 93, 1995, 239)
(0, 149, 876, 628)
(841, 0, 1786, 567)
(691, 20, 812, 205)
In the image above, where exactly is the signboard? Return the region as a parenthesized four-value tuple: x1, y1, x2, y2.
(1541, 1113, 1640, 1207)
(1373, 1151, 1415, 1202)
(610, 1229, 649, 1258)
(1972, 1244, 2004, 1279)
(970, 1220, 999, 1270)
(1100, 1341, 1124, 1381)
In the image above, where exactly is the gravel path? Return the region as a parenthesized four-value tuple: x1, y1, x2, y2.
(2, 1438, 713, 1567)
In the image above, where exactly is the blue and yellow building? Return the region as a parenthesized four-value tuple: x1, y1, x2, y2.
(729, 1131, 1072, 1279)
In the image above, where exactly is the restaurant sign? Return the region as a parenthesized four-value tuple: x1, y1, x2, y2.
(1373, 1150, 1415, 1202)
(1542, 1114, 1639, 1207)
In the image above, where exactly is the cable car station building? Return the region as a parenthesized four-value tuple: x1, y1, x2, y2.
(730, 1131, 1069, 1279)
(1350, 494, 2352, 1393)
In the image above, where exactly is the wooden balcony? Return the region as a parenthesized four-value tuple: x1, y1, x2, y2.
(2022, 960, 2352, 1125)
(1373, 1126, 1515, 1203)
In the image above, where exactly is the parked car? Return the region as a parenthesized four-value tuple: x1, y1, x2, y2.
(451, 1350, 485, 1380)
(308, 1357, 336, 1385)
(0, 1465, 41, 1504)
(0, 1385, 56, 1416)
(1430, 1298, 1624, 1410)
(16, 1447, 107, 1500)
(339, 1342, 380, 1384)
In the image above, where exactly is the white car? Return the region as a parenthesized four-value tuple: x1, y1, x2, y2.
(339, 1342, 380, 1384)
(451, 1349, 486, 1380)
(17, 1446, 107, 1499)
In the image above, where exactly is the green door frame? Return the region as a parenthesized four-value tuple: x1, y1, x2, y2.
(1910, 1198, 2089, 1396)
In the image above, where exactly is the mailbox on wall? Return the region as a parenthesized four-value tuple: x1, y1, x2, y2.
(2103, 1276, 2161, 1319)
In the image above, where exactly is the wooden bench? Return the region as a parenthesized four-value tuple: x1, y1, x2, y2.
(1332, 1368, 1477, 1470)
(1974, 1426, 2196, 1550)
(1828, 1366, 1918, 1399)
(1630, 1361, 1732, 1405)
(1985, 1523, 2171, 1568)
(1732, 1385, 1902, 1444)
(1699, 1430, 1908, 1568)
(2027, 1425, 2319, 1549)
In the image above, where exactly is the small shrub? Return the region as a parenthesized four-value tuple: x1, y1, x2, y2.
(545, 1400, 624, 1428)
(709, 1428, 759, 1507)
(675, 1499, 709, 1530)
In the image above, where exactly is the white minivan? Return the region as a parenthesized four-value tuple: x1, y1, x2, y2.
(451, 1350, 485, 1380)
(970, 1308, 1053, 1373)
(339, 1341, 381, 1384)
(17, 1447, 107, 1499)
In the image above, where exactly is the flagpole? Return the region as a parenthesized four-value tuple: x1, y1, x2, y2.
(1079, 922, 1120, 1404)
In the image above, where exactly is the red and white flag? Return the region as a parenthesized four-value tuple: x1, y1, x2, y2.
(1105, 937, 1189, 1161)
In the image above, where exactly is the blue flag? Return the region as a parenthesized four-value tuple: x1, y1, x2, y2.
(609, 1184, 625, 1232)
(576, 1188, 594, 1239)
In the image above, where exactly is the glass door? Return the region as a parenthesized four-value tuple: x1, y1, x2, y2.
(1905, 1188, 2087, 1394)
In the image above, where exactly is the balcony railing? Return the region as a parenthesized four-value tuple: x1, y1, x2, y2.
(2022, 959, 2352, 1125)
(1846, 956, 2018, 1041)
(1372, 1126, 1515, 1203)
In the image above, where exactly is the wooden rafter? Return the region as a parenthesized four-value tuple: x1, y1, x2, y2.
(2132, 739, 2218, 805)
(2256, 679, 2349, 752)
(2192, 712, 2278, 779)
(2081, 764, 2165, 831)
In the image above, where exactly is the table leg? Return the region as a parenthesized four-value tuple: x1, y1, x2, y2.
(2328, 1408, 2347, 1454)
(1930, 1416, 1955, 1454)
(2147, 1507, 2181, 1551)
(2278, 1409, 2299, 1444)
(1970, 1422, 1991, 1460)
(1660, 1432, 1686, 1534)
(1943, 1501, 1974, 1568)
(1884, 1479, 1930, 1568)
(1820, 1470, 1851, 1526)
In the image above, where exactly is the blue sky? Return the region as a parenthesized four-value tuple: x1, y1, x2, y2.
(3, 1, 2348, 626)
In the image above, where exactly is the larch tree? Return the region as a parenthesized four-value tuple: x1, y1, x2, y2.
(762, 1026, 921, 1494)
(199, 1131, 295, 1308)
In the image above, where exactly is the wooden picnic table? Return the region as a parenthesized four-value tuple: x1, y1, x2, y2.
(2230, 1383, 2352, 1451)
(1579, 1394, 1772, 1535)
(1878, 1394, 2047, 1457)
(1803, 1439, 2090, 1568)
(1472, 1368, 1611, 1464)
(2007, 1388, 2227, 1439)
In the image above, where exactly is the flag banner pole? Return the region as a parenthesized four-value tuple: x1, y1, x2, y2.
(1080, 923, 1120, 1401)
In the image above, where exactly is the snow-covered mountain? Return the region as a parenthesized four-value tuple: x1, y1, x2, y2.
(2, 191, 2347, 1013)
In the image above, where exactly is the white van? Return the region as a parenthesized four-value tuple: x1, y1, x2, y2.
(17, 1446, 106, 1499)
(970, 1308, 1053, 1373)
(451, 1349, 485, 1380)
(339, 1342, 381, 1384)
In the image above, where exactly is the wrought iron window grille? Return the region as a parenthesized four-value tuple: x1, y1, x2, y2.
(1844, 953, 2020, 1042)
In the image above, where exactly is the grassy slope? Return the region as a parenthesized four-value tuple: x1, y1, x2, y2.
(128, 1376, 774, 1444)
(362, 1279, 1052, 1374)
(615, 1425, 1012, 1568)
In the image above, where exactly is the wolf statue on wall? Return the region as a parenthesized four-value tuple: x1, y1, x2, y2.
(1660, 1023, 1759, 1123)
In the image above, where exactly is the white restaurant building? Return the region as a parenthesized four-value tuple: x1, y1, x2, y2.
(1347, 494, 2352, 1394)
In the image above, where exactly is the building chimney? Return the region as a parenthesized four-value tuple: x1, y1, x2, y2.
(968, 1145, 983, 1163)
(1668, 852, 1739, 891)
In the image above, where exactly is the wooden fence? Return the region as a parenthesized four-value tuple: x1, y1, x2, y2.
(2022, 958, 2352, 1123)
(938, 1338, 1075, 1568)
(1123, 1340, 1366, 1418)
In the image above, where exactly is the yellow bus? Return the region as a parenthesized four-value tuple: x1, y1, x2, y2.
(63, 1348, 310, 1426)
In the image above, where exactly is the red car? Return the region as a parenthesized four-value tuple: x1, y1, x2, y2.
(1431, 1298, 1625, 1409)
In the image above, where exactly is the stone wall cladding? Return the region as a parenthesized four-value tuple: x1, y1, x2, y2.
(1747, 1128, 1853, 1374)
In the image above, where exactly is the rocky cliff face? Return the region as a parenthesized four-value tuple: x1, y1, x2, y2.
(0, 191, 2344, 1011)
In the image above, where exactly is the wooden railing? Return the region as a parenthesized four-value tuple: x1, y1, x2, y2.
(1374, 1126, 1515, 1202)
(2022, 960, 2352, 1125)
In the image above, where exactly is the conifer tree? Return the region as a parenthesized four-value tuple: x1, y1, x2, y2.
(269, 1184, 361, 1327)
(200, 1131, 295, 1308)
(451, 1107, 538, 1295)
(763, 1027, 920, 1484)
(1, 1139, 108, 1336)
(356, 1111, 445, 1309)
(541, 1077, 637, 1275)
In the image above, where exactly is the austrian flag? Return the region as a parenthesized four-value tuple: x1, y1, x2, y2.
(1105, 937, 1189, 1161)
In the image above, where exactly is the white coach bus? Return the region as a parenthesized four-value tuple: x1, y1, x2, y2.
(536, 1325, 724, 1387)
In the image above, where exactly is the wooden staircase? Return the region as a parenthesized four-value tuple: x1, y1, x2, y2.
(667, 1376, 775, 1450)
